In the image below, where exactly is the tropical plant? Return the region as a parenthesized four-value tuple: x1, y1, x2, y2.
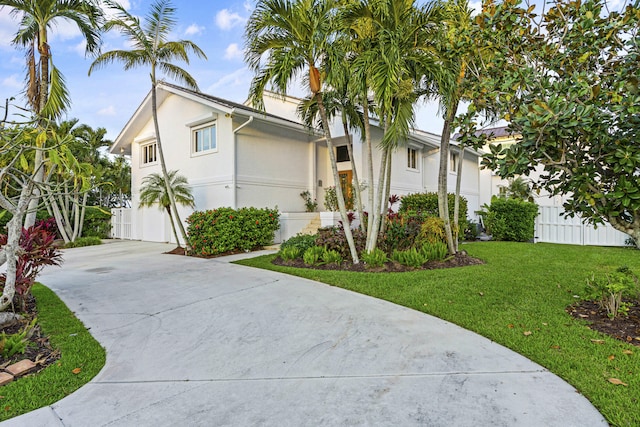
(303, 245, 325, 266)
(0, 0, 104, 228)
(89, 0, 206, 248)
(361, 248, 388, 268)
(139, 171, 195, 248)
(245, 0, 360, 264)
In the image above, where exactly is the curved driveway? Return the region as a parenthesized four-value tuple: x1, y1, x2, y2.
(3, 240, 606, 426)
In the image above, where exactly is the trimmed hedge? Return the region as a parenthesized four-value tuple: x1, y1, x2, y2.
(398, 192, 468, 236)
(187, 207, 280, 256)
(485, 198, 539, 242)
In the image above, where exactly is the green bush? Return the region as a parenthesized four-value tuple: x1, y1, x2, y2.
(64, 236, 102, 248)
(82, 207, 112, 238)
(280, 233, 317, 254)
(315, 227, 366, 260)
(379, 217, 422, 253)
(321, 248, 343, 265)
(303, 246, 325, 265)
(399, 192, 468, 238)
(361, 248, 388, 268)
(420, 241, 448, 261)
(485, 198, 538, 242)
(187, 207, 280, 256)
(279, 246, 301, 261)
(391, 247, 427, 268)
(583, 266, 639, 319)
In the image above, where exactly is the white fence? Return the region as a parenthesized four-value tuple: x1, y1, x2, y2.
(111, 208, 132, 240)
(535, 206, 628, 246)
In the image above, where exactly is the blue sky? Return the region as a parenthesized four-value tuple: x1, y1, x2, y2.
(0, 0, 454, 142)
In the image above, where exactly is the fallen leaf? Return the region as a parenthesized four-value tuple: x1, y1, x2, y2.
(4, 406, 10, 411)
(479, 292, 484, 296)
(590, 339, 605, 344)
(635, 337, 640, 341)
(550, 345, 561, 350)
(507, 324, 514, 329)
(524, 331, 532, 336)
(608, 378, 628, 386)
(72, 368, 82, 375)
(578, 314, 589, 318)
(608, 355, 615, 361)
(542, 323, 548, 326)
(623, 350, 633, 355)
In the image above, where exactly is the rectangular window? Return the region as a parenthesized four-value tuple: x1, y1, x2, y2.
(450, 152, 459, 173)
(141, 143, 157, 165)
(336, 145, 350, 162)
(408, 147, 418, 170)
(193, 123, 216, 153)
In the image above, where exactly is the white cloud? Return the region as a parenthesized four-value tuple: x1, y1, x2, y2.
(0, 8, 19, 50)
(224, 43, 243, 60)
(243, 2, 253, 13)
(215, 9, 246, 31)
(206, 67, 252, 100)
(100, 0, 132, 20)
(97, 105, 117, 116)
(2, 74, 22, 90)
(185, 23, 205, 36)
(73, 40, 87, 56)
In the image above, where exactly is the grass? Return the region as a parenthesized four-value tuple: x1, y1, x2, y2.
(64, 236, 103, 249)
(236, 242, 640, 427)
(0, 284, 106, 422)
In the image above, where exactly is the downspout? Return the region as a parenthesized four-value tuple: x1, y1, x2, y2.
(232, 111, 254, 209)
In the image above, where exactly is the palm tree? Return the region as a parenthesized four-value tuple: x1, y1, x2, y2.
(139, 171, 195, 247)
(245, 0, 361, 264)
(0, 0, 103, 228)
(89, 0, 206, 249)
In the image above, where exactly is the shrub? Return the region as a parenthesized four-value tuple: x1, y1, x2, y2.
(420, 241, 448, 261)
(0, 318, 37, 359)
(279, 246, 301, 261)
(64, 236, 102, 248)
(303, 246, 325, 265)
(0, 224, 63, 310)
(391, 247, 427, 268)
(484, 198, 538, 242)
(361, 248, 388, 268)
(323, 185, 354, 211)
(584, 266, 639, 319)
(399, 192, 468, 237)
(187, 207, 280, 256)
(316, 226, 366, 259)
(280, 233, 317, 254)
(321, 248, 343, 265)
(300, 190, 317, 212)
(82, 207, 112, 238)
(379, 216, 422, 253)
(416, 216, 446, 246)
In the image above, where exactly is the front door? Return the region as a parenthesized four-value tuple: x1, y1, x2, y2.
(338, 170, 353, 210)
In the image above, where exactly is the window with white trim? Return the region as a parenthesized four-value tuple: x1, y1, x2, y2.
(141, 143, 157, 165)
(450, 151, 459, 173)
(193, 123, 217, 153)
(408, 147, 418, 170)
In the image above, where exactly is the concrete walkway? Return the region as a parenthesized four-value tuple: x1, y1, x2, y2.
(2, 240, 606, 426)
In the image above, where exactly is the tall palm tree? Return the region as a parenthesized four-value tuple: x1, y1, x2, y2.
(89, 0, 206, 249)
(139, 171, 195, 247)
(245, 0, 361, 264)
(0, 0, 103, 228)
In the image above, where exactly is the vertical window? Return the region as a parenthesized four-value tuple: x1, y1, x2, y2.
(193, 123, 217, 153)
(336, 145, 350, 162)
(408, 147, 418, 170)
(141, 143, 157, 165)
(450, 152, 459, 173)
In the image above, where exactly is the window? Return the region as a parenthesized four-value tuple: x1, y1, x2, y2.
(193, 123, 216, 153)
(141, 143, 157, 165)
(336, 145, 350, 162)
(408, 147, 418, 170)
(450, 152, 459, 173)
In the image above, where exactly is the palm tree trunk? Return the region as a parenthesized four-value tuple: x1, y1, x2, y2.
(316, 93, 359, 264)
(454, 143, 464, 252)
(368, 144, 389, 252)
(438, 100, 458, 255)
(380, 147, 392, 236)
(363, 97, 376, 251)
(342, 116, 365, 232)
(165, 206, 180, 247)
(151, 79, 189, 249)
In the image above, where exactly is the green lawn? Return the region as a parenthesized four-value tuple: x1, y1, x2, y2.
(0, 284, 106, 422)
(237, 242, 640, 427)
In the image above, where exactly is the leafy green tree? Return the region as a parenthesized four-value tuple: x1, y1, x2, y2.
(89, 0, 206, 248)
(139, 171, 195, 248)
(0, 0, 103, 228)
(477, 0, 640, 246)
(245, 0, 361, 263)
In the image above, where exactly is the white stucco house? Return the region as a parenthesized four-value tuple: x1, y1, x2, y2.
(110, 82, 486, 244)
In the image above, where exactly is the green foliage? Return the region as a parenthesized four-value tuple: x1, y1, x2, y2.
(391, 247, 427, 268)
(82, 207, 111, 238)
(484, 198, 538, 242)
(303, 246, 325, 266)
(64, 236, 102, 249)
(361, 248, 388, 268)
(379, 216, 422, 253)
(584, 267, 639, 319)
(323, 186, 354, 211)
(0, 318, 37, 359)
(187, 207, 280, 256)
(399, 192, 468, 237)
(280, 233, 317, 254)
(419, 241, 448, 261)
(279, 246, 301, 261)
(416, 216, 446, 246)
(315, 227, 366, 259)
(300, 191, 317, 212)
(321, 248, 343, 265)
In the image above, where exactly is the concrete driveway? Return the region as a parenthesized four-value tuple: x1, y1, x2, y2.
(3, 240, 606, 426)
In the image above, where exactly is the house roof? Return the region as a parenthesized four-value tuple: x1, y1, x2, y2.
(110, 82, 314, 155)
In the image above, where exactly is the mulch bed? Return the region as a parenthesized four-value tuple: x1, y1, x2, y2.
(272, 250, 485, 272)
(567, 300, 640, 347)
(0, 294, 60, 376)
